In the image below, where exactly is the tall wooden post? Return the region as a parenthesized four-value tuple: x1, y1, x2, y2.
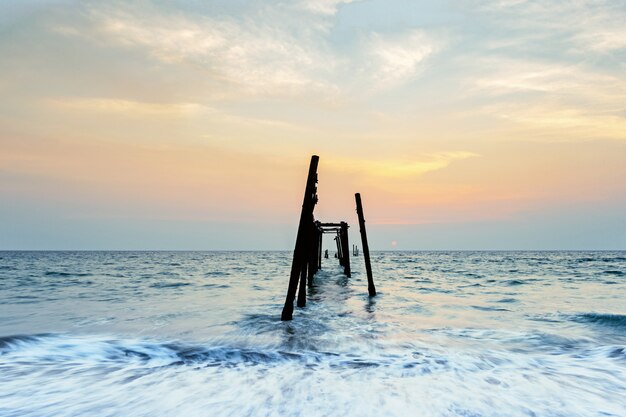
(281, 155, 319, 321)
(355, 193, 376, 296)
(297, 261, 308, 307)
(307, 221, 317, 286)
(317, 226, 323, 270)
(311, 223, 316, 276)
(340, 222, 351, 277)
(335, 234, 343, 266)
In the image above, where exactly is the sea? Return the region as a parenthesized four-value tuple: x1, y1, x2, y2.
(0, 251, 625, 417)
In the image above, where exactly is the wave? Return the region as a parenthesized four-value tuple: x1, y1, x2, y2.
(3, 332, 623, 370)
(204, 271, 231, 277)
(202, 283, 231, 289)
(602, 256, 626, 262)
(0, 334, 49, 349)
(572, 313, 626, 328)
(603, 270, 624, 276)
(44, 271, 91, 277)
(0, 334, 406, 369)
(2, 333, 625, 417)
(496, 298, 518, 303)
(0, 334, 304, 367)
(149, 282, 192, 289)
(471, 305, 510, 312)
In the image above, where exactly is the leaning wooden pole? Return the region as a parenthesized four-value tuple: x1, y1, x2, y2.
(281, 155, 319, 321)
(335, 234, 343, 266)
(355, 193, 376, 296)
(340, 222, 351, 277)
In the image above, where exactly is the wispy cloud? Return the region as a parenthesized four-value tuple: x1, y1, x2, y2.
(87, 5, 338, 97)
(497, 104, 626, 141)
(573, 27, 626, 53)
(47, 1, 441, 100)
(469, 59, 626, 141)
(46, 97, 208, 117)
(328, 152, 479, 178)
(473, 62, 578, 93)
(367, 30, 439, 86)
(298, 0, 358, 16)
(475, 0, 626, 53)
(473, 59, 626, 100)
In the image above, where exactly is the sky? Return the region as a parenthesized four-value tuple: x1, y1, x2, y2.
(0, 0, 625, 250)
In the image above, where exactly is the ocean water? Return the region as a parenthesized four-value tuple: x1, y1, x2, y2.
(0, 251, 625, 417)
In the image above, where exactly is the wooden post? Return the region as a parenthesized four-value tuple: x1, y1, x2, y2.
(307, 221, 318, 285)
(336, 234, 343, 266)
(297, 261, 308, 307)
(312, 229, 317, 275)
(281, 155, 319, 321)
(355, 193, 376, 296)
(317, 226, 323, 270)
(340, 221, 351, 277)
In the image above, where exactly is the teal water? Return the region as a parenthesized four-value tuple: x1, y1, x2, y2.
(1, 251, 625, 416)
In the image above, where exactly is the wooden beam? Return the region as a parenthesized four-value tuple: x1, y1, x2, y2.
(307, 220, 317, 286)
(297, 261, 308, 307)
(281, 155, 319, 321)
(355, 193, 376, 296)
(340, 221, 351, 277)
(317, 227, 323, 270)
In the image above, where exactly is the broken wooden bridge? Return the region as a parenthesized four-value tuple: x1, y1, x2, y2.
(281, 155, 377, 321)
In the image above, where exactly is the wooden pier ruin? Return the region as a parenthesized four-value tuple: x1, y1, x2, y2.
(281, 155, 376, 321)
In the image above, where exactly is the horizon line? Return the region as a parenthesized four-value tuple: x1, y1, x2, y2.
(1, 249, 624, 252)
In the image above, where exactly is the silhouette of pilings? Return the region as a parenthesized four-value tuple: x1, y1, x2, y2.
(356, 193, 376, 297)
(335, 234, 342, 265)
(320, 223, 350, 275)
(281, 156, 377, 320)
(281, 155, 319, 321)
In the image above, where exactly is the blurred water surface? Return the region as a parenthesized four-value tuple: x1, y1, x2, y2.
(1, 251, 625, 417)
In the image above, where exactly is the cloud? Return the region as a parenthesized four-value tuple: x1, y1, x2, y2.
(473, 62, 577, 93)
(498, 104, 626, 141)
(475, 0, 626, 53)
(455, 1, 626, 143)
(573, 27, 626, 53)
(46, 97, 207, 117)
(367, 30, 438, 86)
(469, 58, 626, 141)
(80, 3, 340, 98)
(473, 60, 626, 101)
(46, 1, 441, 101)
(328, 152, 479, 178)
(298, 0, 357, 15)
